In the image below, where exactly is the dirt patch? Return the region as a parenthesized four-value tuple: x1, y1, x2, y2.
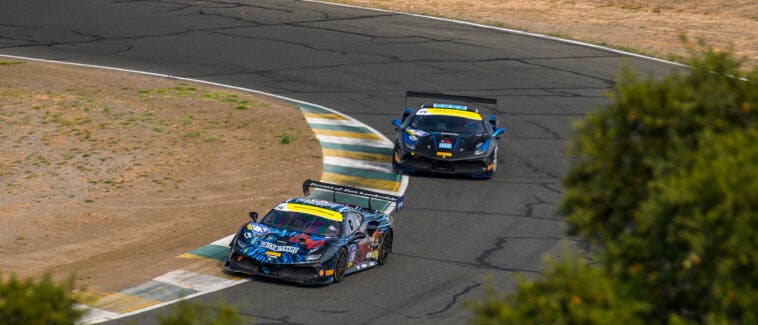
(325, 0, 757, 69)
(0, 59, 321, 290)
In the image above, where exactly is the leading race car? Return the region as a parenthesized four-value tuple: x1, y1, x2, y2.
(391, 91, 504, 179)
(224, 180, 403, 285)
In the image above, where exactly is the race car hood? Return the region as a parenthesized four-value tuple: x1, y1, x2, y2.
(405, 129, 491, 159)
(235, 222, 332, 265)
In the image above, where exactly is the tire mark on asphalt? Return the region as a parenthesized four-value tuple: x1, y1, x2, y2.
(522, 119, 563, 140)
(425, 282, 482, 316)
(392, 251, 541, 274)
(400, 206, 563, 221)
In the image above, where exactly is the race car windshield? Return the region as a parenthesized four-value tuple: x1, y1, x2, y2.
(260, 209, 341, 237)
(409, 114, 486, 134)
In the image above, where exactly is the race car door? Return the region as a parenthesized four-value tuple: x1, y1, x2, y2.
(344, 211, 373, 271)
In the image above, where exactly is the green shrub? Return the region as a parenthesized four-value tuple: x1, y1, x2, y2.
(157, 300, 243, 325)
(471, 46, 758, 323)
(0, 273, 83, 325)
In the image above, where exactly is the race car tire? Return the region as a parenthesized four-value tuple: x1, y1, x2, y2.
(492, 147, 498, 172)
(391, 144, 400, 171)
(473, 150, 498, 179)
(377, 231, 393, 265)
(333, 248, 348, 283)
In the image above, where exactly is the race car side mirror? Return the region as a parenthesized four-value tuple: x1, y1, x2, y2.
(248, 211, 258, 222)
(402, 108, 414, 123)
(488, 115, 497, 129)
(493, 128, 504, 138)
(391, 119, 402, 129)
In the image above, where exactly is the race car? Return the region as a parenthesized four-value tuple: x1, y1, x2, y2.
(391, 91, 504, 178)
(224, 180, 403, 285)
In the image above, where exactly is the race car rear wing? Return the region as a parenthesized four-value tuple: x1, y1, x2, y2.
(302, 179, 404, 213)
(404, 91, 498, 125)
(405, 91, 497, 110)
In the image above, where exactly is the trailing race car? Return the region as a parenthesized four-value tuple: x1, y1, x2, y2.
(224, 179, 403, 285)
(391, 91, 504, 178)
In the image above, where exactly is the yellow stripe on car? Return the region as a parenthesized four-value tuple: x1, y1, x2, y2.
(424, 108, 482, 120)
(284, 203, 343, 221)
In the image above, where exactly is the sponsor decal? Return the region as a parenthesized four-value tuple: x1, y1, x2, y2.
(289, 233, 325, 250)
(439, 139, 453, 149)
(251, 224, 267, 233)
(265, 251, 281, 258)
(371, 250, 379, 259)
(276, 203, 343, 221)
(433, 103, 467, 110)
(347, 244, 358, 262)
(416, 108, 482, 120)
(306, 181, 401, 203)
(325, 270, 334, 276)
(436, 152, 452, 157)
(259, 241, 299, 253)
(406, 128, 428, 137)
(243, 232, 252, 239)
(355, 262, 371, 270)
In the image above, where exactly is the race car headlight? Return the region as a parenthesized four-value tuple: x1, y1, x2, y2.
(475, 139, 490, 155)
(402, 131, 417, 149)
(234, 234, 247, 249)
(233, 226, 250, 250)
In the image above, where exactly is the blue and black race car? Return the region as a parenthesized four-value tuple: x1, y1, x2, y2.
(391, 91, 504, 178)
(224, 180, 403, 285)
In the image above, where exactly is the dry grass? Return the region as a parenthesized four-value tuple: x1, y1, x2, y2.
(0, 60, 321, 289)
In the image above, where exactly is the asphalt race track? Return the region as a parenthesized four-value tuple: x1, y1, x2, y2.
(0, 1, 677, 323)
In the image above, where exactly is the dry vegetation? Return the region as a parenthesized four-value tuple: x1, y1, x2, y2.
(0, 59, 321, 289)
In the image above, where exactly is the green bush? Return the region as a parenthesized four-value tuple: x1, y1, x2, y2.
(469, 256, 648, 325)
(471, 47, 758, 323)
(157, 300, 243, 325)
(562, 46, 757, 246)
(0, 273, 83, 325)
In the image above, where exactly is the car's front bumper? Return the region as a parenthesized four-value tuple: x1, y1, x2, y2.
(225, 251, 334, 285)
(394, 151, 494, 176)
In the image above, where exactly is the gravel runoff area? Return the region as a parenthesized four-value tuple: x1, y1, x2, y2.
(0, 59, 321, 290)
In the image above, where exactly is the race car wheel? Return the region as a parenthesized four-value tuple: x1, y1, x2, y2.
(333, 248, 348, 283)
(391, 144, 400, 171)
(491, 147, 498, 172)
(378, 231, 393, 265)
